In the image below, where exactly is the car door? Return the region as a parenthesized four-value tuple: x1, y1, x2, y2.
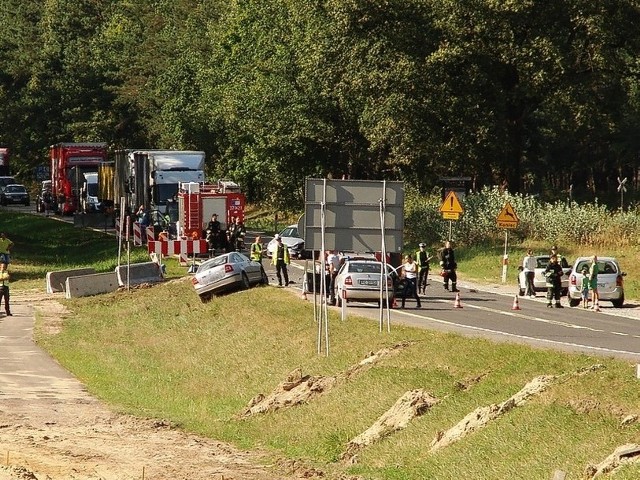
(597, 260, 619, 295)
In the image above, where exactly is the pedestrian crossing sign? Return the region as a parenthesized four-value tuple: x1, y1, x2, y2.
(496, 201, 519, 228)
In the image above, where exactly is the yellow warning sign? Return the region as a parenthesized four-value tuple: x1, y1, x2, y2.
(440, 191, 464, 215)
(496, 201, 519, 229)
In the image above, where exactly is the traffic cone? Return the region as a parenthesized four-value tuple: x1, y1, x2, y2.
(391, 297, 398, 309)
(511, 295, 521, 310)
(453, 292, 463, 308)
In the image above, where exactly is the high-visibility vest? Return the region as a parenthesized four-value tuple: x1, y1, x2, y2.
(250, 242, 263, 261)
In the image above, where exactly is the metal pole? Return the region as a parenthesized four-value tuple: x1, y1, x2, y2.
(501, 230, 509, 284)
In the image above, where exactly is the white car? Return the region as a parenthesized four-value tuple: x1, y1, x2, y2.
(191, 251, 268, 302)
(334, 259, 396, 307)
(517, 255, 571, 296)
(266, 224, 306, 259)
(567, 257, 625, 308)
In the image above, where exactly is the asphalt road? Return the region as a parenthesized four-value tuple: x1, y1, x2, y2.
(6, 203, 640, 363)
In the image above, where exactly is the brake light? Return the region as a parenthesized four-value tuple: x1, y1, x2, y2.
(345, 276, 352, 285)
(616, 275, 624, 287)
(191, 277, 199, 285)
(569, 275, 577, 286)
(224, 264, 234, 273)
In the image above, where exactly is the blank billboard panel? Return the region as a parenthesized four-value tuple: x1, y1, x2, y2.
(303, 178, 404, 252)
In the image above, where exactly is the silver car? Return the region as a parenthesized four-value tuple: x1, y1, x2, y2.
(334, 259, 396, 307)
(567, 256, 625, 308)
(517, 255, 571, 296)
(192, 251, 268, 302)
(266, 224, 306, 259)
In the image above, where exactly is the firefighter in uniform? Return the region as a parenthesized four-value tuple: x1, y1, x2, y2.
(250, 236, 263, 264)
(544, 254, 565, 308)
(416, 242, 432, 295)
(271, 234, 290, 286)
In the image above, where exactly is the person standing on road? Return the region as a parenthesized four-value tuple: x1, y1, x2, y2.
(272, 234, 290, 287)
(0, 232, 14, 273)
(401, 254, 421, 309)
(416, 243, 432, 296)
(439, 240, 458, 292)
(580, 265, 590, 309)
(327, 249, 342, 305)
(550, 245, 569, 268)
(0, 265, 11, 316)
(588, 255, 600, 310)
(250, 235, 263, 264)
(544, 254, 564, 308)
(523, 249, 537, 298)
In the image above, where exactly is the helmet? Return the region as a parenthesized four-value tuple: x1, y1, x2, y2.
(419, 243, 426, 247)
(274, 234, 281, 240)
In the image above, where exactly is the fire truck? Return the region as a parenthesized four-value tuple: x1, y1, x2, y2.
(177, 180, 246, 245)
(50, 142, 108, 215)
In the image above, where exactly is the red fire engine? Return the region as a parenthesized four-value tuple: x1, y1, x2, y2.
(50, 142, 108, 215)
(177, 180, 246, 239)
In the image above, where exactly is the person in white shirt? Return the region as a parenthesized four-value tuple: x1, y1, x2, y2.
(522, 249, 537, 297)
(401, 254, 421, 309)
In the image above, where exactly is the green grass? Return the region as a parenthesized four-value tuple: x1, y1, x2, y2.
(3, 210, 640, 479)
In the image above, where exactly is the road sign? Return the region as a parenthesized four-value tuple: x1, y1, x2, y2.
(496, 201, 519, 229)
(440, 191, 463, 217)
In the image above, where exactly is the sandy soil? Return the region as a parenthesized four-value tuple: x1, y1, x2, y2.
(0, 292, 320, 480)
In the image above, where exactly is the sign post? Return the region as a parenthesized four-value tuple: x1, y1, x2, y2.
(439, 191, 464, 240)
(496, 201, 519, 283)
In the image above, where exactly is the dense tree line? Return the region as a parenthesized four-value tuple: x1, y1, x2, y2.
(1, 0, 640, 209)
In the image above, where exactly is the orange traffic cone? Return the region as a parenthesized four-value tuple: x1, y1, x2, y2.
(391, 297, 398, 309)
(511, 295, 521, 310)
(453, 292, 463, 308)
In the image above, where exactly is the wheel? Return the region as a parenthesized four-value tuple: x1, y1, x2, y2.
(199, 292, 213, 303)
(24, 201, 30, 206)
(260, 267, 269, 285)
(241, 272, 250, 290)
(612, 296, 624, 308)
(569, 298, 580, 307)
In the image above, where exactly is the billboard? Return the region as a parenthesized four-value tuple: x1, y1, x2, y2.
(303, 178, 404, 253)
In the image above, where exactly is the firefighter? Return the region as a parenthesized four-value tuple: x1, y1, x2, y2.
(416, 242, 432, 295)
(250, 235, 263, 264)
(271, 234, 290, 287)
(544, 254, 565, 308)
(439, 240, 458, 292)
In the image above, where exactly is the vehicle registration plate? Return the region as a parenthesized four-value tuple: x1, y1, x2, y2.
(359, 279, 378, 286)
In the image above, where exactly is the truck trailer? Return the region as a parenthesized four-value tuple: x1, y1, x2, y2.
(50, 142, 108, 215)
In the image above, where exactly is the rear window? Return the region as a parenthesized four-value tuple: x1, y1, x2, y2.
(536, 257, 550, 269)
(575, 260, 618, 275)
(348, 262, 383, 274)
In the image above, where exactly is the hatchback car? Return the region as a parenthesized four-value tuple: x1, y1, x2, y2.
(567, 256, 625, 308)
(517, 255, 571, 296)
(191, 251, 268, 301)
(267, 224, 306, 259)
(0, 184, 30, 206)
(334, 259, 396, 307)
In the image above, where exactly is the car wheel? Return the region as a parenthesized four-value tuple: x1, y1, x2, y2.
(569, 298, 580, 307)
(260, 267, 269, 285)
(24, 201, 30, 206)
(199, 292, 213, 303)
(612, 296, 624, 308)
(241, 272, 250, 290)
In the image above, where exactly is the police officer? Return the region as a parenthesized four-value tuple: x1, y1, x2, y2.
(250, 235, 263, 264)
(416, 243, 432, 295)
(0, 232, 13, 274)
(271, 234, 290, 287)
(0, 268, 11, 316)
(439, 240, 458, 292)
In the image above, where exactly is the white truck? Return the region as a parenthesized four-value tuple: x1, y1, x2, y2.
(114, 149, 206, 216)
(80, 172, 101, 213)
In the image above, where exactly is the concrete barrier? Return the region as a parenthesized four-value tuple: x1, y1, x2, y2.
(115, 262, 164, 287)
(65, 272, 119, 298)
(46, 268, 96, 293)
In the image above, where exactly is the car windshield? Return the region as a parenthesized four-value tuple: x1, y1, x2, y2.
(5, 185, 26, 193)
(279, 227, 298, 237)
(575, 260, 618, 275)
(347, 262, 383, 274)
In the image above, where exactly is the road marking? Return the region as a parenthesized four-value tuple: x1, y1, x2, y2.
(389, 308, 640, 358)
